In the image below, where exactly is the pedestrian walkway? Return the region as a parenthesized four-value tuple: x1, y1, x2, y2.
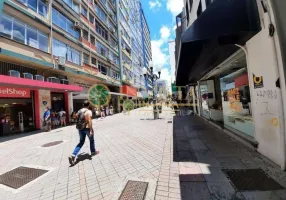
(171, 114, 286, 200)
(0, 107, 285, 200)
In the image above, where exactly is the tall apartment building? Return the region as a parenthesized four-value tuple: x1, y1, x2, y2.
(0, 0, 151, 135)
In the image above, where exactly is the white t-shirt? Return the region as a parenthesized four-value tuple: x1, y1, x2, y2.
(78, 108, 92, 128)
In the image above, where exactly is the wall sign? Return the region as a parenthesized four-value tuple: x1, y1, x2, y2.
(0, 87, 30, 98)
(253, 74, 264, 89)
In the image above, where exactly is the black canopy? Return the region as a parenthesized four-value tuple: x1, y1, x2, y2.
(176, 0, 261, 86)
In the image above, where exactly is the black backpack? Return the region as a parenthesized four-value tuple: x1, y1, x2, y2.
(76, 109, 87, 130)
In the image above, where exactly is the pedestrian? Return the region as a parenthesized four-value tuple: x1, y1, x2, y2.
(43, 107, 51, 132)
(105, 106, 109, 116)
(100, 105, 105, 119)
(51, 110, 57, 129)
(69, 100, 99, 166)
(59, 109, 66, 126)
(109, 105, 113, 115)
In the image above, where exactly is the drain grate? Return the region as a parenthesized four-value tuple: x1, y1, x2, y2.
(167, 121, 172, 123)
(188, 125, 204, 131)
(119, 180, 148, 200)
(222, 169, 284, 191)
(42, 141, 63, 147)
(0, 167, 48, 189)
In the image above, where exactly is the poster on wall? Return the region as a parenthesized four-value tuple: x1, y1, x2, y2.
(253, 74, 264, 89)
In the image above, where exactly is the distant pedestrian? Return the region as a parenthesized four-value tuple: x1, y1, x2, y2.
(43, 107, 51, 132)
(59, 109, 66, 126)
(100, 106, 105, 119)
(51, 110, 57, 129)
(69, 101, 99, 166)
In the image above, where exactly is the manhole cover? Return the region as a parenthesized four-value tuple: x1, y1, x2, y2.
(119, 180, 148, 200)
(0, 167, 48, 189)
(188, 125, 204, 131)
(222, 169, 284, 191)
(42, 141, 63, 147)
(167, 121, 172, 123)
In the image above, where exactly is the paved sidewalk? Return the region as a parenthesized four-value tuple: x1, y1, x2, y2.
(0, 108, 286, 200)
(172, 114, 286, 200)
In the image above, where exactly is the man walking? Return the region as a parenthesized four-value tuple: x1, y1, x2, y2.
(69, 101, 99, 166)
(59, 109, 66, 126)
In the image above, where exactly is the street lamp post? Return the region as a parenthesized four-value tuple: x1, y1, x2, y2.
(142, 61, 161, 120)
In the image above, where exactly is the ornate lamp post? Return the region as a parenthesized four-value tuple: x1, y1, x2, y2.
(142, 61, 161, 120)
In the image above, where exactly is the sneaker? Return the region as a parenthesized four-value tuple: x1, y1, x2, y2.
(91, 151, 100, 156)
(68, 155, 75, 166)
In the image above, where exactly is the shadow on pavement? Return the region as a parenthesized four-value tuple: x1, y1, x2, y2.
(70, 153, 92, 167)
(172, 112, 286, 200)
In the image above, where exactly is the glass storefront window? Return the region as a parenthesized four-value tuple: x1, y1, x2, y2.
(220, 70, 254, 137)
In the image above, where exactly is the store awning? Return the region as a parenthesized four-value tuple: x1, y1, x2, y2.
(0, 75, 83, 92)
(176, 0, 261, 86)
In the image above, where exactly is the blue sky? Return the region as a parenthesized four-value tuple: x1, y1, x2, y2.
(141, 0, 184, 83)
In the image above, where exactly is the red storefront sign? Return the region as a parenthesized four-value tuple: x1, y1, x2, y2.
(0, 87, 30, 98)
(122, 85, 137, 97)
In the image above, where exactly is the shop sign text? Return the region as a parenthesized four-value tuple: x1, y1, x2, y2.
(0, 87, 30, 98)
(227, 88, 241, 112)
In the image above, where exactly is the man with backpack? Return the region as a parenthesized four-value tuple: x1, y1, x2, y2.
(68, 100, 99, 166)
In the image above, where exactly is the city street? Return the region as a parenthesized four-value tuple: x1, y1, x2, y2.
(0, 107, 286, 200)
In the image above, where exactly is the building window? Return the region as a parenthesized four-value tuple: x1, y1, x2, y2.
(52, 38, 81, 65)
(90, 34, 96, 45)
(83, 29, 89, 40)
(98, 61, 108, 75)
(96, 41, 109, 57)
(52, 8, 80, 39)
(63, 0, 79, 13)
(94, 3, 107, 22)
(81, 6, 88, 18)
(17, 0, 47, 18)
(0, 14, 49, 52)
(83, 53, 89, 64)
(91, 57, 97, 65)
(95, 21, 108, 40)
(89, 13, 95, 24)
(111, 70, 119, 80)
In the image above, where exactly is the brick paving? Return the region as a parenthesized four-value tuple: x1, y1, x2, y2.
(0, 107, 286, 200)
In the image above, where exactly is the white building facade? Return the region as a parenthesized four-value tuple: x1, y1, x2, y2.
(176, 0, 286, 170)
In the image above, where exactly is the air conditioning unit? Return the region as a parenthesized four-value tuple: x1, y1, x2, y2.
(108, 11, 113, 16)
(35, 75, 44, 81)
(58, 56, 66, 65)
(74, 0, 81, 4)
(74, 21, 82, 29)
(60, 79, 69, 84)
(47, 77, 60, 83)
(23, 73, 33, 80)
(8, 70, 20, 78)
(112, 28, 116, 34)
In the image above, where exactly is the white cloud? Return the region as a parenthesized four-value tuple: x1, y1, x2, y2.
(160, 68, 172, 92)
(166, 0, 184, 16)
(151, 39, 168, 67)
(160, 26, 171, 40)
(149, 0, 162, 11)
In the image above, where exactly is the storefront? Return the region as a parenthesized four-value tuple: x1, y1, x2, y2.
(0, 74, 82, 134)
(197, 51, 254, 138)
(0, 87, 35, 135)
